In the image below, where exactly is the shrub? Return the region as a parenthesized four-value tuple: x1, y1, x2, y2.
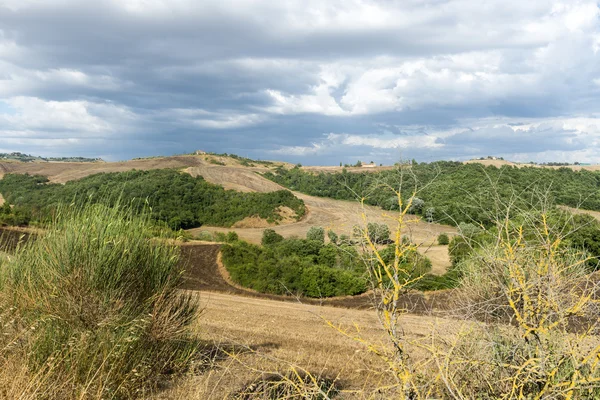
(221, 239, 367, 298)
(437, 233, 449, 245)
(300, 265, 366, 297)
(195, 230, 215, 241)
(226, 231, 239, 243)
(0, 204, 199, 398)
(366, 222, 390, 244)
(261, 229, 284, 246)
(306, 226, 325, 243)
(327, 230, 338, 244)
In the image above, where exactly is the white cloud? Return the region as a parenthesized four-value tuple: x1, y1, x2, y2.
(1, 0, 600, 163)
(0, 97, 138, 139)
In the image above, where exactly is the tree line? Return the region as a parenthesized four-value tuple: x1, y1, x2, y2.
(263, 162, 600, 227)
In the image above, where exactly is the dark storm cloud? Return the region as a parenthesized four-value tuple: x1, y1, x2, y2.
(1, 0, 599, 163)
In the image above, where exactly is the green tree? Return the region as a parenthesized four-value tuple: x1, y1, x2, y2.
(367, 222, 390, 244)
(437, 233, 449, 245)
(327, 229, 338, 245)
(306, 226, 325, 243)
(262, 228, 284, 246)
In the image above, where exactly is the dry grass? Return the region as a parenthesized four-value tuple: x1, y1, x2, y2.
(559, 205, 600, 221)
(158, 291, 456, 399)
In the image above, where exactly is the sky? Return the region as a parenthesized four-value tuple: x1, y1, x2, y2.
(1, 0, 600, 165)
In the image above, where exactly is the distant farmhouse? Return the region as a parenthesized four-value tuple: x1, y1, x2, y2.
(362, 161, 377, 168)
(195, 150, 207, 155)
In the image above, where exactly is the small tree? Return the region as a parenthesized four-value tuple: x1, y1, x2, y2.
(367, 222, 390, 244)
(437, 233, 449, 245)
(458, 222, 481, 239)
(262, 228, 284, 246)
(327, 229, 338, 245)
(306, 226, 325, 243)
(409, 197, 425, 214)
(226, 231, 239, 243)
(425, 207, 435, 223)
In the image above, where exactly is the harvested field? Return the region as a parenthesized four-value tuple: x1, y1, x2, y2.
(559, 205, 600, 221)
(179, 242, 454, 311)
(0, 156, 208, 183)
(179, 243, 383, 309)
(159, 291, 458, 399)
(184, 164, 455, 271)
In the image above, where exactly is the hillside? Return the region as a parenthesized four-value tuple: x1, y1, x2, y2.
(2, 154, 600, 398)
(465, 158, 600, 171)
(0, 154, 456, 273)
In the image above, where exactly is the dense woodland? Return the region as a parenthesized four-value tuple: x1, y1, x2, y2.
(264, 162, 600, 226)
(0, 169, 305, 230)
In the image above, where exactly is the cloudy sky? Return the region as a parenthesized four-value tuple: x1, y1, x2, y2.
(1, 0, 599, 164)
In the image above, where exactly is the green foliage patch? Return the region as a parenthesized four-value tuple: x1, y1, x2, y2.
(221, 237, 367, 298)
(263, 162, 600, 227)
(0, 169, 306, 230)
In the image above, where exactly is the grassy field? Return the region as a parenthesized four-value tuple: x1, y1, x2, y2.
(159, 291, 456, 399)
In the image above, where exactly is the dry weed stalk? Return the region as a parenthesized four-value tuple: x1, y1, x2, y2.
(325, 173, 600, 399)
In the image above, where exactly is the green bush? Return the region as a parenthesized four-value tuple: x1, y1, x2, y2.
(221, 239, 366, 298)
(306, 226, 325, 243)
(0, 204, 199, 397)
(262, 229, 284, 246)
(327, 230, 338, 244)
(226, 231, 239, 243)
(300, 265, 366, 297)
(367, 222, 390, 244)
(437, 233, 450, 245)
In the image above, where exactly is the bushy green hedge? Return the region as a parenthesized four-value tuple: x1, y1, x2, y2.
(221, 239, 366, 297)
(0, 169, 306, 230)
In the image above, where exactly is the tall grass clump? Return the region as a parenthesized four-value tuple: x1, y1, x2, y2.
(0, 204, 199, 399)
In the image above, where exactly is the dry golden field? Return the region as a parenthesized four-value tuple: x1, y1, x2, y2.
(559, 205, 600, 221)
(158, 291, 456, 399)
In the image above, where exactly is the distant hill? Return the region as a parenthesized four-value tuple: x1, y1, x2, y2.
(0, 152, 103, 163)
(465, 157, 600, 171)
